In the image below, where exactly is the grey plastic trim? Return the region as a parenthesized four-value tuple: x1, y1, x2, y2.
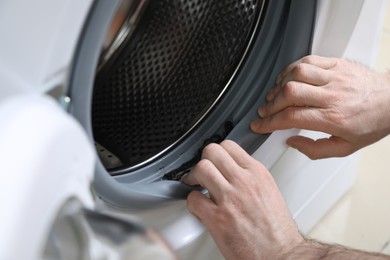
(70, 0, 317, 209)
(228, 0, 318, 150)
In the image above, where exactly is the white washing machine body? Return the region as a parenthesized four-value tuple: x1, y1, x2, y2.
(0, 0, 387, 259)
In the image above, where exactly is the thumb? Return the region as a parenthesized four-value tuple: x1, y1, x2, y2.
(187, 190, 217, 227)
(287, 135, 355, 159)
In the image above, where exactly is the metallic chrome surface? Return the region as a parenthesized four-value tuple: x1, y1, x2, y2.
(98, 0, 149, 71)
(59, 96, 71, 111)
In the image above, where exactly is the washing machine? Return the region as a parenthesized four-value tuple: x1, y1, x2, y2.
(0, 0, 387, 259)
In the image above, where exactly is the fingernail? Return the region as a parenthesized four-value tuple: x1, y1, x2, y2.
(180, 173, 189, 182)
(258, 106, 266, 118)
(250, 120, 262, 131)
(180, 173, 188, 183)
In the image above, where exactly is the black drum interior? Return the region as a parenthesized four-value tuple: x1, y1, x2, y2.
(69, 0, 316, 208)
(92, 0, 264, 174)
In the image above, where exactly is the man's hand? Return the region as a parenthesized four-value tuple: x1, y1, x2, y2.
(181, 140, 304, 260)
(182, 141, 390, 259)
(251, 55, 390, 159)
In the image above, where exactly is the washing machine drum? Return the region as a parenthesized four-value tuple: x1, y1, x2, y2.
(70, 0, 317, 208)
(93, 0, 263, 173)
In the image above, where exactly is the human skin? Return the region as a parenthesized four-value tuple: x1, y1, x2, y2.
(182, 140, 304, 259)
(182, 141, 390, 259)
(182, 55, 390, 259)
(251, 55, 390, 159)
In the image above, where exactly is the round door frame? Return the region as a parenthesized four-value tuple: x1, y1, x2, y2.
(69, 0, 317, 209)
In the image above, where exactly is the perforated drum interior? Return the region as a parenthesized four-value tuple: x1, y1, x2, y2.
(92, 0, 264, 173)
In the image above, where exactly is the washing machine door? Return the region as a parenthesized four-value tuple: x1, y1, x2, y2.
(69, 0, 317, 210)
(0, 95, 176, 259)
(0, 95, 92, 259)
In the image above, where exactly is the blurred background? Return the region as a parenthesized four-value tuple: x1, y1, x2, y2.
(309, 3, 390, 254)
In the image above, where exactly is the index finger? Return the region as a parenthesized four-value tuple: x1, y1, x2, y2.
(220, 140, 261, 170)
(277, 55, 338, 83)
(181, 159, 230, 202)
(251, 106, 336, 135)
(201, 143, 242, 183)
(268, 56, 337, 102)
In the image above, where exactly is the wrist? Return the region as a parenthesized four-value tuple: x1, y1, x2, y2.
(379, 71, 390, 136)
(284, 238, 390, 259)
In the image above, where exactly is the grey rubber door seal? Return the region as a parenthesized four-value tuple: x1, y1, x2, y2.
(69, 0, 317, 209)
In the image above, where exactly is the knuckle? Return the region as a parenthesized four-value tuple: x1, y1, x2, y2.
(302, 55, 317, 64)
(196, 159, 213, 173)
(283, 81, 298, 99)
(202, 143, 220, 157)
(258, 117, 274, 133)
(333, 58, 344, 68)
(283, 107, 299, 122)
(293, 63, 308, 80)
(306, 152, 320, 160)
(220, 139, 236, 149)
(252, 160, 267, 172)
